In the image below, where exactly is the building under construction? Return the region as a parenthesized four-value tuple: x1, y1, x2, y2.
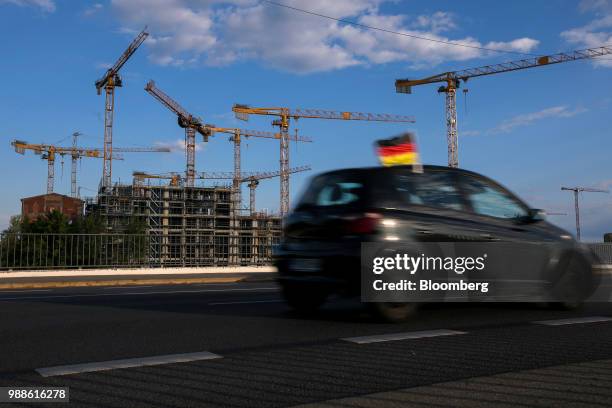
(86, 182, 281, 267)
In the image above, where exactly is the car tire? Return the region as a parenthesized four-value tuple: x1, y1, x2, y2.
(369, 302, 419, 323)
(549, 250, 595, 309)
(282, 283, 328, 314)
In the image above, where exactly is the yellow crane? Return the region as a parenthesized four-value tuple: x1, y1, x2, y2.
(144, 80, 213, 187)
(133, 165, 311, 215)
(133, 171, 183, 187)
(201, 126, 311, 212)
(95, 27, 149, 188)
(11, 140, 169, 195)
(231, 105, 415, 215)
(395, 45, 612, 168)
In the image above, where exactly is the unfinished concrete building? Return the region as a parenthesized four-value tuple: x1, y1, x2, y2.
(86, 183, 281, 267)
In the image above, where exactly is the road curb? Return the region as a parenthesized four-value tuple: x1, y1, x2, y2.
(0, 276, 251, 290)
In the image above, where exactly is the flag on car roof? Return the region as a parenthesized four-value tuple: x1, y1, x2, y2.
(375, 133, 420, 167)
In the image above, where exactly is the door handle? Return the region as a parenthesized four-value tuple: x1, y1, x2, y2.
(417, 229, 433, 235)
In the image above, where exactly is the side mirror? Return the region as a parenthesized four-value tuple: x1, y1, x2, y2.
(528, 208, 546, 222)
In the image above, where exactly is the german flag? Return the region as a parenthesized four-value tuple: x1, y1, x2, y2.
(375, 133, 420, 167)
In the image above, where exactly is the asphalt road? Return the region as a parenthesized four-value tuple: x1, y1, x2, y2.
(1, 281, 612, 407)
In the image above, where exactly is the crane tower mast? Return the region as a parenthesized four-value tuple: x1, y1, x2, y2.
(396, 45, 612, 168)
(95, 27, 149, 188)
(232, 105, 415, 216)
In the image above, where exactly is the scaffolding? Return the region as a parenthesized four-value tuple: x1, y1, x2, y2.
(87, 182, 281, 267)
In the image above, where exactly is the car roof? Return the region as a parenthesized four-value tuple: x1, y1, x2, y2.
(314, 165, 484, 179)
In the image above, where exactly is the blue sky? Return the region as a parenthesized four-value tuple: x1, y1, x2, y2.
(0, 0, 611, 240)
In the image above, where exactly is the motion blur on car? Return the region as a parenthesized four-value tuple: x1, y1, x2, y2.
(274, 165, 600, 322)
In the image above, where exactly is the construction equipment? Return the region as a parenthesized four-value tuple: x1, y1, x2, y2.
(202, 166, 311, 215)
(11, 140, 168, 194)
(133, 165, 311, 215)
(145, 80, 212, 187)
(95, 27, 149, 188)
(561, 186, 609, 241)
(133, 171, 183, 187)
(71, 132, 81, 197)
(232, 105, 415, 215)
(201, 126, 312, 211)
(395, 45, 612, 168)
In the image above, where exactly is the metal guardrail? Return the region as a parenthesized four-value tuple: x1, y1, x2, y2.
(0, 233, 279, 270)
(1, 233, 609, 271)
(587, 243, 612, 264)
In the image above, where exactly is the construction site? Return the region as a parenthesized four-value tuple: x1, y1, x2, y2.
(6, 26, 416, 268)
(6, 23, 612, 269)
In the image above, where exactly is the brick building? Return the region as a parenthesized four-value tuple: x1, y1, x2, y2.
(21, 193, 83, 221)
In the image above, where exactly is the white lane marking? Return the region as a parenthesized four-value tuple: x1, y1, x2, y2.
(36, 351, 222, 377)
(208, 299, 283, 305)
(343, 329, 466, 344)
(103, 286, 155, 290)
(0, 289, 52, 293)
(0, 287, 278, 301)
(534, 316, 612, 326)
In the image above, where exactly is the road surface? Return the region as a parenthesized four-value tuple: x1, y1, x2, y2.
(1, 281, 612, 407)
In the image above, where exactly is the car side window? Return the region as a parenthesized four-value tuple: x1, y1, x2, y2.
(315, 182, 363, 206)
(296, 174, 364, 210)
(395, 171, 464, 211)
(461, 175, 528, 219)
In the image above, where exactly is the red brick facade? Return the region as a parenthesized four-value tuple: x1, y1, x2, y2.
(21, 193, 83, 221)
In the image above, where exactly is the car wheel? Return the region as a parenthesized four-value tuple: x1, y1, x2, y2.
(282, 283, 328, 314)
(369, 302, 419, 323)
(549, 250, 595, 309)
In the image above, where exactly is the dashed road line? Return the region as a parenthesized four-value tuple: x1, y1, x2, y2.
(533, 316, 612, 326)
(36, 351, 223, 377)
(342, 329, 467, 344)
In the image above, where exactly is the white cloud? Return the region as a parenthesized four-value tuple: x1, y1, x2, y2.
(111, 0, 539, 73)
(0, 0, 55, 12)
(561, 0, 612, 67)
(94, 61, 112, 69)
(154, 139, 204, 153)
(491, 106, 587, 134)
(83, 3, 103, 17)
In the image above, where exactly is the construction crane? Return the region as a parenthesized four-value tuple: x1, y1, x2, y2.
(232, 105, 415, 215)
(95, 27, 149, 188)
(145, 80, 213, 187)
(561, 186, 609, 241)
(395, 45, 612, 168)
(134, 165, 311, 215)
(201, 126, 312, 211)
(11, 140, 169, 194)
(201, 165, 312, 215)
(133, 171, 183, 187)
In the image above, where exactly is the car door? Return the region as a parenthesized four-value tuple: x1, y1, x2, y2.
(456, 171, 553, 297)
(456, 171, 541, 242)
(390, 168, 496, 242)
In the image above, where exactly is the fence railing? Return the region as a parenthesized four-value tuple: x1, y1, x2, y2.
(0, 233, 279, 270)
(587, 243, 612, 264)
(1, 233, 609, 271)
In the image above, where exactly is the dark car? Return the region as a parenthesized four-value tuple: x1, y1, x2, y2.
(274, 165, 599, 321)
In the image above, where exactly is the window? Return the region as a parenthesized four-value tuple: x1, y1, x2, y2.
(461, 175, 528, 219)
(395, 171, 464, 211)
(296, 174, 364, 209)
(315, 182, 362, 206)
